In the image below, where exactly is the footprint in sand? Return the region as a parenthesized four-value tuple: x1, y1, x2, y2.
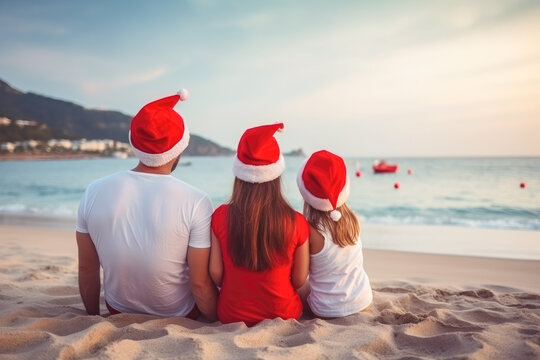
(375, 309, 427, 325)
(404, 317, 483, 337)
(47, 295, 82, 306)
(458, 289, 495, 298)
(395, 331, 483, 358)
(233, 320, 303, 348)
(41, 286, 79, 296)
(18, 271, 54, 281)
(518, 328, 539, 336)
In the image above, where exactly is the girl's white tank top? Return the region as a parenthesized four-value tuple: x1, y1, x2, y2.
(308, 227, 373, 317)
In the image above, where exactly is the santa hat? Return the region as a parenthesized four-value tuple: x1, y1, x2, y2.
(233, 123, 285, 183)
(129, 89, 190, 167)
(297, 150, 350, 221)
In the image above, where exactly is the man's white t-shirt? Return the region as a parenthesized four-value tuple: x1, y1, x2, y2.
(76, 170, 213, 317)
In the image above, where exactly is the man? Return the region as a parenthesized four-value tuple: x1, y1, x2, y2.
(76, 90, 217, 320)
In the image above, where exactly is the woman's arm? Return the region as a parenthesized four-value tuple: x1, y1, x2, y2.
(209, 231, 223, 286)
(291, 239, 309, 289)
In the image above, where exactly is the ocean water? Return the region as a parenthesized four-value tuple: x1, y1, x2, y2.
(1, 156, 539, 231)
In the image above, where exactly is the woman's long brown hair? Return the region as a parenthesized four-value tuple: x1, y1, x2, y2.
(303, 203, 360, 247)
(227, 177, 297, 271)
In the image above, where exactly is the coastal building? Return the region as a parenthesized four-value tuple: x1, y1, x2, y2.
(14, 120, 39, 127)
(114, 141, 131, 151)
(47, 139, 72, 149)
(17, 140, 41, 149)
(80, 140, 104, 152)
(75, 139, 115, 152)
(1, 138, 131, 156)
(0, 142, 15, 152)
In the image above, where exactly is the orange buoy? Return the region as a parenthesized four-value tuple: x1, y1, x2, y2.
(407, 169, 412, 175)
(355, 170, 362, 178)
(520, 182, 526, 188)
(394, 182, 400, 189)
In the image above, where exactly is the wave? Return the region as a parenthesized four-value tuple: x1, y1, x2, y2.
(355, 205, 540, 230)
(361, 215, 540, 231)
(0, 185, 85, 198)
(0, 203, 77, 218)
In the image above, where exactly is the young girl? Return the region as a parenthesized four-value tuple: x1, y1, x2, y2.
(209, 123, 309, 326)
(297, 150, 372, 318)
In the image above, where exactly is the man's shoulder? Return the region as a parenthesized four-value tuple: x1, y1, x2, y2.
(167, 177, 209, 198)
(86, 171, 129, 190)
(154, 177, 211, 208)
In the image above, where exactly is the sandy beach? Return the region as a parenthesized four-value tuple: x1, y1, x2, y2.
(1, 223, 539, 359)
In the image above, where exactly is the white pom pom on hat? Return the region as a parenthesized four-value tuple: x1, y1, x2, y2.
(177, 89, 189, 101)
(330, 210, 342, 221)
(297, 150, 350, 222)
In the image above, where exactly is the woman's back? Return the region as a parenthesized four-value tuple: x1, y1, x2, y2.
(212, 204, 309, 326)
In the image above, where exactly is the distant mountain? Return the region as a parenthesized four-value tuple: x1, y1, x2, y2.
(0, 79, 234, 156)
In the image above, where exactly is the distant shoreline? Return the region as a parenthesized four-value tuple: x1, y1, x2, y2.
(0, 153, 104, 161)
(0, 153, 307, 161)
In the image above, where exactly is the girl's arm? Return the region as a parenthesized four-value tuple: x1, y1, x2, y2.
(308, 225, 325, 255)
(209, 231, 224, 286)
(291, 239, 309, 289)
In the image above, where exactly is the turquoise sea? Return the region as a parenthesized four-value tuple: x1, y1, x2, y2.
(1, 156, 539, 231)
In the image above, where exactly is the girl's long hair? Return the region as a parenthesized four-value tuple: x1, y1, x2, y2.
(227, 177, 297, 271)
(303, 203, 360, 247)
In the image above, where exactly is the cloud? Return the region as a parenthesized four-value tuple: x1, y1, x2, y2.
(439, 0, 518, 30)
(233, 12, 273, 29)
(0, 13, 68, 36)
(81, 68, 168, 94)
(0, 47, 105, 81)
(0, 45, 168, 95)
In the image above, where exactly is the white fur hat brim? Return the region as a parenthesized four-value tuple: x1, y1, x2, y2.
(233, 154, 285, 183)
(129, 128, 190, 167)
(296, 157, 350, 211)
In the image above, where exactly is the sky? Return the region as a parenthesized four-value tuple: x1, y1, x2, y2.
(0, 0, 539, 157)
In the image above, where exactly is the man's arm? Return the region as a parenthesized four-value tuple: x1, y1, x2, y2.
(187, 246, 218, 321)
(76, 231, 101, 315)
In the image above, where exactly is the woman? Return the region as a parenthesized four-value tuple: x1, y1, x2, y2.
(209, 123, 309, 326)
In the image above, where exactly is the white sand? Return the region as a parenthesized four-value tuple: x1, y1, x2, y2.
(1, 224, 539, 359)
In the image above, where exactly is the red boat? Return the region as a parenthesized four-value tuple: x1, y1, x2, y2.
(373, 160, 398, 173)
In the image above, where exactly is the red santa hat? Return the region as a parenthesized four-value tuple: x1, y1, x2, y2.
(129, 89, 190, 167)
(297, 150, 350, 221)
(233, 123, 285, 183)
